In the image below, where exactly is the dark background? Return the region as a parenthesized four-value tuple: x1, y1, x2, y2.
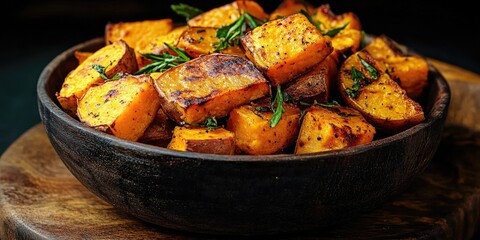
(1, 0, 479, 154)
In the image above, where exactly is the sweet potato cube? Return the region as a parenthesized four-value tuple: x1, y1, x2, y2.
(188, 1, 268, 28)
(269, 0, 315, 20)
(295, 105, 376, 154)
(312, 4, 362, 32)
(331, 29, 362, 56)
(105, 19, 173, 50)
(177, 27, 244, 58)
(154, 53, 270, 124)
(241, 13, 333, 86)
(57, 40, 137, 116)
(364, 35, 429, 99)
(77, 75, 161, 141)
(167, 126, 236, 155)
(284, 52, 339, 102)
(226, 103, 300, 155)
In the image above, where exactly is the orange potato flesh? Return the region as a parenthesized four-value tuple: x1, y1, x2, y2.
(331, 29, 362, 56)
(312, 4, 362, 32)
(295, 105, 375, 154)
(57, 40, 137, 116)
(167, 126, 236, 155)
(77, 75, 160, 141)
(154, 53, 270, 125)
(105, 19, 173, 49)
(241, 13, 333, 86)
(338, 50, 425, 133)
(226, 103, 300, 155)
(177, 27, 244, 58)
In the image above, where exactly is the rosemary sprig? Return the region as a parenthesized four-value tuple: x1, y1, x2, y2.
(171, 3, 203, 21)
(299, 10, 349, 38)
(270, 85, 285, 128)
(92, 64, 122, 81)
(190, 117, 219, 130)
(213, 12, 265, 52)
(345, 66, 365, 98)
(323, 22, 349, 38)
(358, 55, 378, 79)
(300, 100, 341, 108)
(135, 43, 191, 75)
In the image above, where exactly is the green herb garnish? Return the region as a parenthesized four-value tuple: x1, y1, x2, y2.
(299, 9, 348, 38)
(191, 117, 219, 130)
(213, 12, 265, 52)
(299, 100, 340, 107)
(270, 85, 285, 128)
(135, 43, 191, 75)
(171, 3, 203, 20)
(92, 64, 121, 81)
(359, 55, 378, 79)
(345, 66, 365, 98)
(323, 22, 349, 38)
(360, 30, 366, 49)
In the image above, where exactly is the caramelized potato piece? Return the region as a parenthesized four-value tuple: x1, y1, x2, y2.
(364, 35, 429, 99)
(138, 108, 176, 147)
(269, 0, 315, 20)
(105, 19, 173, 50)
(331, 29, 362, 56)
(77, 75, 161, 141)
(312, 4, 362, 31)
(284, 52, 339, 102)
(57, 40, 137, 116)
(74, 51, 93, 65)
(338, 51, 425, 133)
(167, 126, 235, 155)
(241, 13, 333, 86)
(177, 27, 244, 58)
(137, 25, 189, 68)
(295, 105, 376, 154)
(154, 53, 270, 124)
(188, 1, 268, 28)
(226, 102, 300, 155)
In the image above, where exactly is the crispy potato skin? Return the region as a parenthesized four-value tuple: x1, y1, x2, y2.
(295, 105, 375, 154)
(338, 50, 425, 133)
(226, 102, 300, 155)
(188, 1, 268, 28)
(167, 127, 236, 155)
(269, 0, 315, 20)
(241, 13, 333, 86)
(77, 75, 161, 141)
(313, 4, 362, 31)
(74, 51, 93, 65)
(138, 108, 175, 147)
(154, 53, 270, 124)
(284, 52, 339, 102)
(57, 40, 138, 116)
(177, 27, 244, 58)
(364, 35, 429, 99)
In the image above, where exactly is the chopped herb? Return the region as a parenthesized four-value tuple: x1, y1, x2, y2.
(171, 3, 203, 20)
(213, 12, 265, 52)
(190, 117, 219, 130)
(270, 85, 285, 128)
(323, 22, 349, 38)
(92, 64, 122, 81)
(299, 100, 340, 107)
(345, 66, 365, 98)
(196, 29, 206, 33)
(360, 30, 366, 49)
(198, 36, 204, 42)
(135, 43, 191, 75)
(255, 106, 271, 112)
(358, 55, 378, 79)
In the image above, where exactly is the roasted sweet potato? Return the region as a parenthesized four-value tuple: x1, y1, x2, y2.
(188, 1, 268, 28)
(138, 108, 176, 147)
(226, 102, 300, 155)
(105, 19, 173, 49)
(312, 4, 362, 32)
(74, 51, 93, 65)
(295, 105, 375, 154)
(77, 74, 161, 141)
(331, 29, 362, 56)
(241, 13, 333, 86)
(364, 35, 429, 99)
(338, 50, 425, 133)
(284, 52, 339, 102)
(154, 53, 270, 124)
(176, 27, 244, 58)
(167, 126, 236, 155)
(269, 0, 315, 20)
(57, 40, 137, 116)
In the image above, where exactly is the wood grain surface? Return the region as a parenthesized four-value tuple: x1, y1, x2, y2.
(1, 60, 479, 239)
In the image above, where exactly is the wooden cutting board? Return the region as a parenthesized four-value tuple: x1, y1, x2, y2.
(1, 59, 480, 239)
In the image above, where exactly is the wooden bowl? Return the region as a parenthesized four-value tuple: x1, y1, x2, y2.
(37, 37, 450, 236)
